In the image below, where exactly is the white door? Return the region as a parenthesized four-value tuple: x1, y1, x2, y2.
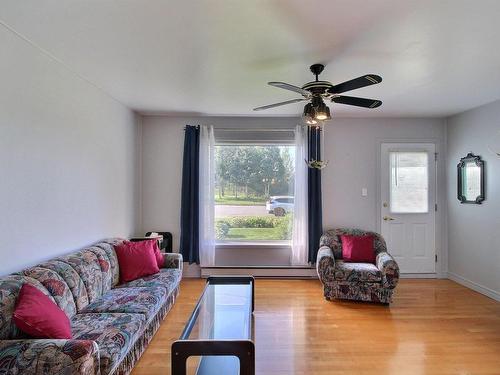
(380, 143, 436, 273)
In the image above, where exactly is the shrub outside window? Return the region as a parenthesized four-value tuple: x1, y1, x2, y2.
(214, 144, 295, 243)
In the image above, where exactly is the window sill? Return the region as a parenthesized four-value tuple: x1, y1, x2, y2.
(215, 241, 291, 250)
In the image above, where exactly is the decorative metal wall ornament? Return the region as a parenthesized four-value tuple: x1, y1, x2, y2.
(457, 152, 485, 204)
(486, 130, 500, 157)
(305, 122, 329, 169)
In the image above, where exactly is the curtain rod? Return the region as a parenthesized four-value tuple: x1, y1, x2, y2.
(213, 127, 295, 132)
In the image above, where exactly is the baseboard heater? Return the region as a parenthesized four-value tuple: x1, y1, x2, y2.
(200, 266, 318, 279)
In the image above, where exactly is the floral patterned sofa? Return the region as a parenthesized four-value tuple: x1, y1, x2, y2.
(316, 228, 399, 304)
(0, 238, 183, 375)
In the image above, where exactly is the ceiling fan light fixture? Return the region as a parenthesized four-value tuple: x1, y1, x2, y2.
(302, 103, 317, 125)
(315, 102, 331, 121)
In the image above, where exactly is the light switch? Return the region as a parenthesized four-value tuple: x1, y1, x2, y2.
(361, 188, 368, 197)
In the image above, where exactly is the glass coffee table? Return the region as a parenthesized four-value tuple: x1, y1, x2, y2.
(171, 276, 255, 375)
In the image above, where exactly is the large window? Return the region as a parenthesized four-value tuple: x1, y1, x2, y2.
(214, 144, 295, 243)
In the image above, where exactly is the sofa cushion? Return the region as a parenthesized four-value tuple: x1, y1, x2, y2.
(148, 239, 165, 268)
(72, 313, 145, 375)
(57, 250, 104, 305)
(117, 268, 182, 293)
(80, 287, 167, 320)
(37, 260, 90, 312)
(115, 241, 160, 283)
(341, 235, 376, 264)
(334, 261, 382, 282)
(0, 338, 99, 375)
(21, 266, 77, 318)
(13, 284, 72, 339)
(86, 246, 114, 295)
(95, 240, 122, 287)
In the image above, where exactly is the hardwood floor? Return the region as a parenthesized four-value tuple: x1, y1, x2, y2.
(132, 279, 500, 375)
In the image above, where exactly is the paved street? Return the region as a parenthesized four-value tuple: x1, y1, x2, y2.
(215, 205, 270, 217)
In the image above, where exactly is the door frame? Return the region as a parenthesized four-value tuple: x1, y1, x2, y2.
(376, 138, 447, 278)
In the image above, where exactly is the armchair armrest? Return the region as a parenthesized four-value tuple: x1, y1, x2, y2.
(376, 252, 399, 289)
(162, 252, 183, 271)
(0, 339, 99, 374)
(316, 246, 336, 284)
(319, 231, 342, 257)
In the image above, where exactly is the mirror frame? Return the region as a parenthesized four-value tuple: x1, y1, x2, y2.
(457, 152, 485, 204)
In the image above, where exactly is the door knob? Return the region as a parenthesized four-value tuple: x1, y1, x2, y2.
(383, 216, 395, 221)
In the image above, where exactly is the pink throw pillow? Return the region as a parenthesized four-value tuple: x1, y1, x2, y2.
(115, 241, 160, 283)
(341, 235, 376, 264)
(13, 283, 72, 339)
(144, 239, 164, 268)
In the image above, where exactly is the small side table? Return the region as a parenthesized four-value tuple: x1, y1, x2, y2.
(129, 235, 163, 250)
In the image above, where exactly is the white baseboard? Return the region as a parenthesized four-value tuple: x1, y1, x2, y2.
(400, 273, 436, 279)
(447, 271, 500, 302)
(200, 266, 318, 278)
(182, 263, 201, 278)
(188, 266, 445, 280)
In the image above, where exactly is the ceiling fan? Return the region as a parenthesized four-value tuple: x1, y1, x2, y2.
(253, 64, 382, 124)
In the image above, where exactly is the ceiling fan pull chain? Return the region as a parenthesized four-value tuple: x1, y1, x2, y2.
(316, 124, 321, 161)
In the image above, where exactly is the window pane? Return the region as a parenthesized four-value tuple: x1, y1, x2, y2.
(390, 152, 429, 213)
(215, 145, 295, 242)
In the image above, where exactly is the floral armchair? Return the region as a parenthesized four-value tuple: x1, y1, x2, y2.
(316, 228, 399, 304)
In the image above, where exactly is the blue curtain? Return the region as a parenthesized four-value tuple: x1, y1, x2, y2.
(180, 125, 200, 264)
(307, 126, 323, 263)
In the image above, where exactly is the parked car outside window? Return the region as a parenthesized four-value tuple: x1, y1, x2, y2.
(266, 196, 294, 216)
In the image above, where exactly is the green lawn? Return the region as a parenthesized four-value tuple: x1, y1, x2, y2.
(225, 227, 288, 240)
(215, 195, 266, 206)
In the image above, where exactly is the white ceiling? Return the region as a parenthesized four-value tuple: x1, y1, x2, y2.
(2, 0, 500, 117)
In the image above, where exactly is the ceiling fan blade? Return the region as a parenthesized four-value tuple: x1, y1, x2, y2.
(268, 82, 311, 97)
(253, 98, 307, 111)
(332, 95, 382, 108)
(328, 74, 382, 94)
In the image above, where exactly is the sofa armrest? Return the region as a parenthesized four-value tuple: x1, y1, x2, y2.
(319, 231, 339, 249)
(0, 339, 99, 374)
(376, 252, 400, 289)
(316, 246, 336, 284)
(162, 252, 183, 271)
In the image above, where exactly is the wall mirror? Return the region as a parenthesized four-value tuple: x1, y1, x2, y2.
(457, 153, 485, 204)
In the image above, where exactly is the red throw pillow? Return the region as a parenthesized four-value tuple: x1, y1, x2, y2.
(13, 283, 72, 339)
(341, 235, 376, 264)
(142, 239, 164, 268)
(115, 240, 160, 283)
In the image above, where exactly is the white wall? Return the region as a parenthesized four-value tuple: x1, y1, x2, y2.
(140, 116, 298, 253)
(0, 25, 139, 275)
(140, 115, 446, 271)
(324, 118, 448, 276)
(322, 118, 446, 229)
(446, 100, 500, 300)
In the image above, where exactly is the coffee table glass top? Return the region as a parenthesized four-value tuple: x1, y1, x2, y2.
(183, 282, 253, 341)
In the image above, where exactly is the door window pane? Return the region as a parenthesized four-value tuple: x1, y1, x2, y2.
(390, 152, 429, 213)
(215, 145, 295, 242)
